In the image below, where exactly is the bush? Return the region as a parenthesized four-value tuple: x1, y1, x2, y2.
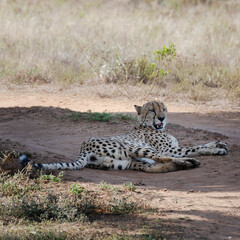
(2, 192, 93, 222)
(102, 43, 177, 85)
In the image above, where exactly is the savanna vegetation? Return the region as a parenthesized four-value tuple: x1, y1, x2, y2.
(0, 0, 239, 101)
(0, 1, 239, 239)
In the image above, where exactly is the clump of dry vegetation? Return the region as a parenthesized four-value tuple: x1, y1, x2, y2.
(0, 169, 145, 239)
(0, 151, 22, 174)
(0, 0, 239, 101)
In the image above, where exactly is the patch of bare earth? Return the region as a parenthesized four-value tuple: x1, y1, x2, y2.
(0, 90, 239, 240)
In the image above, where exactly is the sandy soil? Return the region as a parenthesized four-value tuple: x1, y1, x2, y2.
(0, 88, 239, 239)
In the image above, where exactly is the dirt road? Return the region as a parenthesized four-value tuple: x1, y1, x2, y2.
(0, 90, 239, 239)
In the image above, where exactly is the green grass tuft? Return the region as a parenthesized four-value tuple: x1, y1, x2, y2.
(39, 171, 64, 183)
(69, 110, 136, 122)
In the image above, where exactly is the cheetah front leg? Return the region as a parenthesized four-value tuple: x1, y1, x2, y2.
(164, 141, 228, 158)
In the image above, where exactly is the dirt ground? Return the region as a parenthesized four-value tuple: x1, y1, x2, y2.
(0, 88, 240, 239)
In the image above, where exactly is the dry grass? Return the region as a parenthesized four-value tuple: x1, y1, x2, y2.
(0, 0, 239, 101)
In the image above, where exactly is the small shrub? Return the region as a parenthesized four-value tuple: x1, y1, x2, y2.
(102, 56, 155, 84)
(69, 183, 83, 195)
(0, 171, 40, 197)
(123, 182, 136, 192)
(101, 42, 176, 85)
(0, 151, 20, 160)
(1, 180, 23, 196)
(109, 197, 137, 215)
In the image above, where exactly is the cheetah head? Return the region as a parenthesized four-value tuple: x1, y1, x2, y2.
(134, 101, 167, 130)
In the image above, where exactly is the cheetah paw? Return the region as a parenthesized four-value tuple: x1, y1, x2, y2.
(174, 158, 200, 170)
(204, 141, 228, 155)
(205, 141, 228, 150)
(214, 148, 228, 155)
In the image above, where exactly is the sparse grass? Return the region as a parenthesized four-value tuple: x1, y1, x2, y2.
(99, 180, 119, 192)
(98, 182, 137, 214)
(0, 231, 68, 240)
(70, 110, 136, 122)
(99, 181, 137, 193)
(0, 0, 239, 102)
(99, 180, 114, 190)
(39, 171, 64, 183)
(0, 171, 142, 236)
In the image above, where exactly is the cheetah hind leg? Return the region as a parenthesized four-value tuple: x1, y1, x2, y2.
(101, 157, 131, 170)
(87, 156, 131, 170)
(130, 158, 200, 173)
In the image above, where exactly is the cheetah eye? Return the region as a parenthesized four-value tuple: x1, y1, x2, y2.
(163, 107, 167, 112)
(149, 109, 155, 113)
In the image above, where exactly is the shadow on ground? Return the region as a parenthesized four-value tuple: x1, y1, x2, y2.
(0, 106, 239, 192)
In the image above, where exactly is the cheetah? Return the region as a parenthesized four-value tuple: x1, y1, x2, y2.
(33, 101, 228, 173)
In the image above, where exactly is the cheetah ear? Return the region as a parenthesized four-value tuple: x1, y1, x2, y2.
(134, 105, 142, 115)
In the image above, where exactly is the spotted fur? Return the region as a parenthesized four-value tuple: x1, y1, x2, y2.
(34, 101, 228, 173)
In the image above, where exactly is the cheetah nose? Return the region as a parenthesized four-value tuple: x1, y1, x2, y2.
(158, 117, 165, 122)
